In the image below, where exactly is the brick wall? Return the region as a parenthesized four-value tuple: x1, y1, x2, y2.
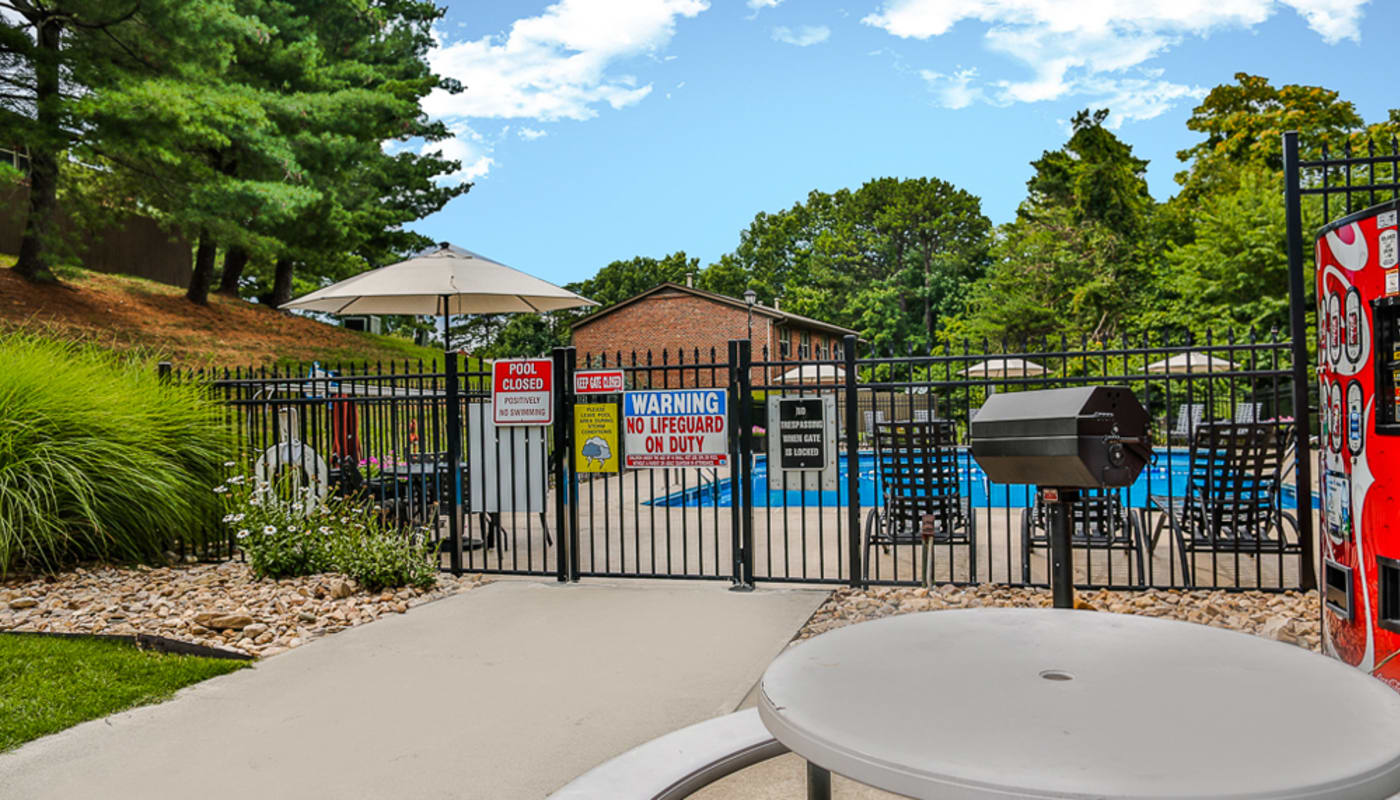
(572, 289, 778, 386)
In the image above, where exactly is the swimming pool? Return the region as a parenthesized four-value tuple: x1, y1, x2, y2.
(647, 451, 1306, 509)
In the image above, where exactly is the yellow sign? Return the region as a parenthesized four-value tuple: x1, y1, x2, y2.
(575, 403, 619, 473)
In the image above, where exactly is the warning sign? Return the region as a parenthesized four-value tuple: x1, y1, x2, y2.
(493, 358, 553, 425)
(574, 403, 619, 473)
(623, 389, 728, 468)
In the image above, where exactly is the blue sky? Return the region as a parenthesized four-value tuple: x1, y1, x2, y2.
(408, 0, 1394, 287)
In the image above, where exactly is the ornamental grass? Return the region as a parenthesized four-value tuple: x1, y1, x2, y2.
(0, 333, 228, 573)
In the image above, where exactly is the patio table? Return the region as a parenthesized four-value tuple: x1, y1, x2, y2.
(758, 608, 1400, 799)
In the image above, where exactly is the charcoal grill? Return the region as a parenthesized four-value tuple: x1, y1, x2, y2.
(970, 386, 1151, 607)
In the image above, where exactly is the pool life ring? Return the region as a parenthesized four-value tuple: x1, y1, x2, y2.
(254, 440, 329, 512)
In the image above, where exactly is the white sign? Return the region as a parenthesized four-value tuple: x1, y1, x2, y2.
(623, 389, 728, 468)
(767, 395, 838, 492)
(1379, 210, 1397, 230)
(492, 358, 553, 425)
(468, 406, 546, 513)
(574, 369, 625, 394)
(1381, 229, 1397, 269)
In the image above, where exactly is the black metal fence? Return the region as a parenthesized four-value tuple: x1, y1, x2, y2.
(196, 330, 1315, 592)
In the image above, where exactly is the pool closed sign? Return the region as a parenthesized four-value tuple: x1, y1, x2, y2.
(623, 389, 728, 468)
(492, 358, 553, 425)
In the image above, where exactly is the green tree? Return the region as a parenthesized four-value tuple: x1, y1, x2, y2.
(568, 251, 698, 309)
(707, 178, 989, 351)
(1159, 166, 1290, 333)
(954, 110, 1154, 343)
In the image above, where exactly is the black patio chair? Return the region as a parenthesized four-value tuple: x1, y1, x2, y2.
(863, 419, 975, 583)
(1021, 490, 1146, 586)
(1146, 422, 1299, 586)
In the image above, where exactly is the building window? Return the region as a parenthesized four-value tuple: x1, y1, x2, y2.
(779, 328, 791, 358)
(799, 331, 811, 359)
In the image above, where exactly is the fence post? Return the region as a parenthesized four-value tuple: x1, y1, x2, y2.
(552, 346, 574, 583)
(738, 339, 755, 589)
(727, 340, 751, 589)
(157, 361, 172, 384)
(444, 353, 464, 577)
(843, 335, 862, 589)
(1282, 130, 1318, 592)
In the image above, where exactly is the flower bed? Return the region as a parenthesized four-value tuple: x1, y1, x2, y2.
(0, 563, 484, 658)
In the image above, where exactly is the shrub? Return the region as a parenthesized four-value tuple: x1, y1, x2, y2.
(0, 334, 228, 573)
(221, 476, 436, 591)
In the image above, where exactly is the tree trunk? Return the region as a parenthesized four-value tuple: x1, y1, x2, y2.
(13, 17, 64, 284)
(272, 257, 294, 308)
(216, 246, 249, 296)
(186, 232, 217, 305)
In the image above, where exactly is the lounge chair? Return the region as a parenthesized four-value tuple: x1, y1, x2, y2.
(1168, 404, 1205, 444)
(863, 419, 975, 583)
(1021, 490, 1146, 586)
(1232, 402, 1262, 424)
(1146, 422, 1299, 586)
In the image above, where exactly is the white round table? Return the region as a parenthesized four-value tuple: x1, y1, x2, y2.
(758, 609, 1400, 799)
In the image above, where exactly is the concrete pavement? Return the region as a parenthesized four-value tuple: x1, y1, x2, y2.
(0, 579, 828, 800)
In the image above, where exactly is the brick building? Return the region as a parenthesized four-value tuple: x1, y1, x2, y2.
(569, 282, 858, 385)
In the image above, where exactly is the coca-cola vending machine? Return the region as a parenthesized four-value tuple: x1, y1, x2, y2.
(1317, 200, 1400, 686)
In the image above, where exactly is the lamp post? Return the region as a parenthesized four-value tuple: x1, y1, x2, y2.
(744, 289, 757, 343)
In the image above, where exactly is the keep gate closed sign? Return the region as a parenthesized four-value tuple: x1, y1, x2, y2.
(623, 389, 729, 468)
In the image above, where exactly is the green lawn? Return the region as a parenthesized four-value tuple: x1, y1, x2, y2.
(0, 634, 248, 752)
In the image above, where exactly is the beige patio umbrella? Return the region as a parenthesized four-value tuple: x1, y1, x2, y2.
(1146, 352, 1238, 374)
(281, 242, 598, 359)
(776, 364, 846, 384)
(960, 358, 1048, 378)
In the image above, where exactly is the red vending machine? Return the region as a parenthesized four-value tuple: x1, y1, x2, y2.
(1318, 200, 1400, 686)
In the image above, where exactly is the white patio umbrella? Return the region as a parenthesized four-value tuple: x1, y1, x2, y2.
(1146, 352, 1239, 375)
(776, 364, 846, 383)
(280, 242, 598, 360)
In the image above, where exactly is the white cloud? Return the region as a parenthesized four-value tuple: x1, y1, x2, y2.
(748, 0, 783, 9)
(421, 0, 706, 182)
(919, 67, 986, 110)
(423, 124, 495, 185)
(863, 0, 1370, 122)
(519, 127, 548, 140)
(772, 24, 831, 46)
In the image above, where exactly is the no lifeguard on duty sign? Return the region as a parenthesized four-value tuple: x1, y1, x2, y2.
(492, 358, 553, 425)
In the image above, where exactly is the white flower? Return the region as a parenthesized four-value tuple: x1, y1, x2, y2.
(318, 526, 332, 535)
(228, 475, 245, 485)
(236, 529, 250, 539)
(249, 497, 262, 507)
(222, 514, 236, 523)
(233, 513, 245, 522)
(224, 461, 236, 468)
(263, 525, 277, 535)
(287, 525, 298, 533)
(213, 485, 228, 494)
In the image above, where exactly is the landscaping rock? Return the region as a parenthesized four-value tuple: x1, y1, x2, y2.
(0, 562, 486, 658)
(797, 586, 1322, 653)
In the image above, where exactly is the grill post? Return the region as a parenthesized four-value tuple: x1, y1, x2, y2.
(1045, 488, 1079, 609)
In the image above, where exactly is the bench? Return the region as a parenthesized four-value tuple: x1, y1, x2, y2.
(547, 708, 787, 800)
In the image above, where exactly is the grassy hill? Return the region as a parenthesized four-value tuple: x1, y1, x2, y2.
(0, 262, 446, 368)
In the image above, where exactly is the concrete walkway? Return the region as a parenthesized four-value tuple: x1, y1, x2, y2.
(0, 579, 827, 800)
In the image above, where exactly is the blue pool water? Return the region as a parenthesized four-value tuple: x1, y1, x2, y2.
(647, 451, 1306, 510)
